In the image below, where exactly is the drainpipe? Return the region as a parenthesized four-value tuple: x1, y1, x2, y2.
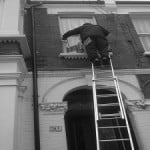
(29, 3, 42, 150)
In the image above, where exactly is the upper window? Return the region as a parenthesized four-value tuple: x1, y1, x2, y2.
(58, 14, 97, 59)
(131, 14, 150, 56)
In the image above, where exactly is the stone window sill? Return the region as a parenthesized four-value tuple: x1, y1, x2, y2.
(59, 53, 87, 59)
(144, 51, 150, 56)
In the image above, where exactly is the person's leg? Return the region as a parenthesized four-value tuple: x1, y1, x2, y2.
(95, 38, 108, 57)
(85, 38, 99, 62)
(95, 38, 110, 65)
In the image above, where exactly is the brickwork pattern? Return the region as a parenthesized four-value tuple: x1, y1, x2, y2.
(24, 8, 149, 70)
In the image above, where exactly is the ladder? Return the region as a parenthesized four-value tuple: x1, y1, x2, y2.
(92, 52, 135, 150)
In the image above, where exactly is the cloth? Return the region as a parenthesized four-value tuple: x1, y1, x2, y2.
(62, 23, 109, 42)
(84, 37, 109, 62)
(62, 23, 110, 63)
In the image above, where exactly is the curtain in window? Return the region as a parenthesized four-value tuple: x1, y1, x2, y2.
(132, 16, 150, 52)
(60, 17, 96, 53)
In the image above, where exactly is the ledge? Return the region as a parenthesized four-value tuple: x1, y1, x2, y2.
(0, 34, 31, 58)
(0, 55, 28, 74)
(27, 0, 104, 5)
(59, 53, 88, 59)
(143, 52, 150, 56)
(116, 1, 150, 5)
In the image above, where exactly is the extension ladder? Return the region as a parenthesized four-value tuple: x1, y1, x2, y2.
(92, 52, 135, 150)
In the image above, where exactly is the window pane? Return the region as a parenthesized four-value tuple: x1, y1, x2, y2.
(60, 17, 96, 53)
(139, 36, 150, 52)
(132, 17, 150, 33)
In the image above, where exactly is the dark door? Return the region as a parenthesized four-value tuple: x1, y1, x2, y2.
(64, 89, 96, 150)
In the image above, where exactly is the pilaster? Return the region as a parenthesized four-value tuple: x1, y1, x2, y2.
(0, 55, 27, 150)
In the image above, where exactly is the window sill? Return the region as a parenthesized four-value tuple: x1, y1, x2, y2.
(144, 52, 150, 56)
(59, 53, 87, 59)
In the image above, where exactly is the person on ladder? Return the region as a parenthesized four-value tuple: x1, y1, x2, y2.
(62, 23, 110, 66)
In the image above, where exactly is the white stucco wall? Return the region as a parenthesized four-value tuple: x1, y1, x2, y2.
(19, 68, 149, 150)
(0, 0, 22, 35)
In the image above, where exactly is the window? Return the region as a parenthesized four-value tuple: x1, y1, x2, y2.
(58, 14, 97, 59)
(130, 14, 150, 55)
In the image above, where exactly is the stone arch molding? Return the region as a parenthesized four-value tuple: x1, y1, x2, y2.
(42, 76, 144, 103)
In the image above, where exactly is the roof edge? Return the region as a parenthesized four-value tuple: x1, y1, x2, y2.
(116, 1, 150, 5)
(26, 0, 104, 5)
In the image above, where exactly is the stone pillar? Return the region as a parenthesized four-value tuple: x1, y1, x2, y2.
(0, 55, 27, 150)
(0, 0, 21, 34)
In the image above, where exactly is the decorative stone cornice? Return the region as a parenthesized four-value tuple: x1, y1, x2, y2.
(39, 102, 68, 115)
(0, 34, 31, 58)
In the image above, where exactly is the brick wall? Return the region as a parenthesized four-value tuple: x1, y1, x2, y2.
(24, 8, 148, 70)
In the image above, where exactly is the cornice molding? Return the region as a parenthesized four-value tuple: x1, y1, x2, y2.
(27, 0, 104, 5)
(0, 34, 31, 58)
(0, 55, 28, 74)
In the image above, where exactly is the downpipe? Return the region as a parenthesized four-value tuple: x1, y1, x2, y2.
(30, 3, 42, 150)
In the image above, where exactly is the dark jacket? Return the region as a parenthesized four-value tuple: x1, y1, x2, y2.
(62, 23, 109, 42)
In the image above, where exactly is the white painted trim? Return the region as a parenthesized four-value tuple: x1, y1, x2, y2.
(46, 4, 106, 14)
(0, 55, 28, 74)
(41, 74, 143, 103)
(143, 52, 150, 56)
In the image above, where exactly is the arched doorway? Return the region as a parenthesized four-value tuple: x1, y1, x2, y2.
(63, 87, 139, 150)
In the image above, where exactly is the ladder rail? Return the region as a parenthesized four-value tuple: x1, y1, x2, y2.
(91, 52, 135, 150)
(109, 53, 135, 150)
(109, 53, 125, 119)
(92, 63, 100, 150)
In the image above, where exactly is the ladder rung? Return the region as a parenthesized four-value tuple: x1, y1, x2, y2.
(97, 94, 117, 98)
(94, 77, 116, 81)
(99, 117, 122, 120)
(99, 138, 130, 142)
(98, 103, 119, 107)
(98, 126, 127, 129)
(96, 86, 115, 90)
(99, 113, 121, 118)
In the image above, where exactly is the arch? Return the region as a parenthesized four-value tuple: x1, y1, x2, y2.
(42, 76, 144, 103)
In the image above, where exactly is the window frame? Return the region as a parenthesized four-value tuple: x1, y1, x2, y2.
(58, 13, 97, 59)
(130, 13, 150, 56)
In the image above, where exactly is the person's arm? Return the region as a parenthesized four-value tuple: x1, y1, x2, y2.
(62, 26, 82, 40)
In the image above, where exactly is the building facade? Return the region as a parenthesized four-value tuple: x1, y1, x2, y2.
(0, 0, 150, 150)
